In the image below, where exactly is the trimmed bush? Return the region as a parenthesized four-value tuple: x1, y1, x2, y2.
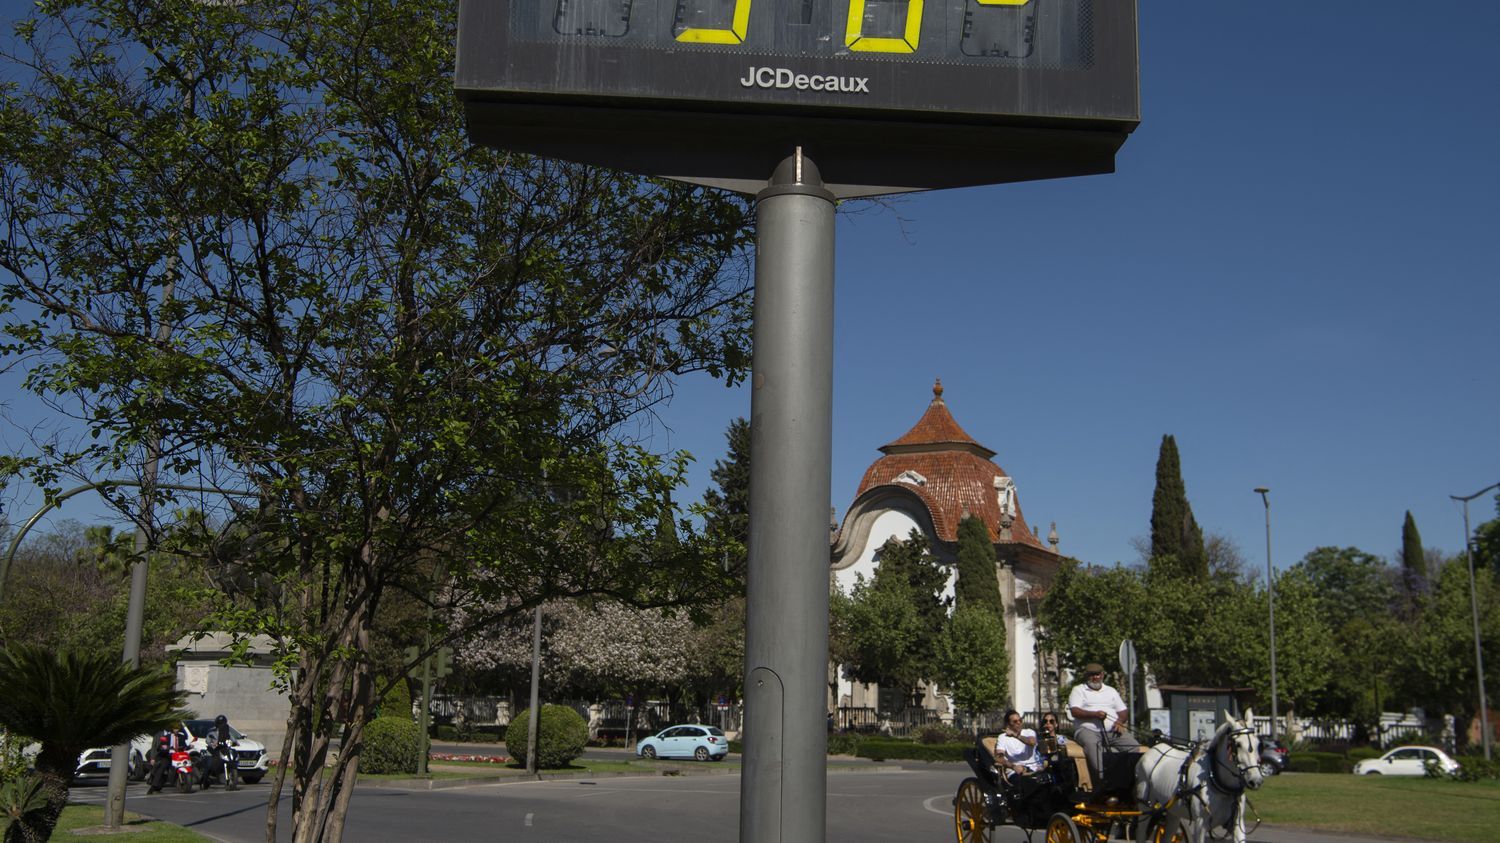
(362, 715, 421, 774)
(1347, 747, 1382, 761)
(504, 705, 588, 769)
(1287, 751, 1354, 774)
(917, 724, 969, 745)
(827, 734, 861, 756)
(854, 739, 966, 763)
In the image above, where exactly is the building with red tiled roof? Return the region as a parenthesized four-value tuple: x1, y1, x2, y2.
(831, 380, 1066, 719)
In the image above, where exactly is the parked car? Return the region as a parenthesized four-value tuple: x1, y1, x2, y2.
(1352, 745, 1460, 777)
(1259, 738, 1289, 775)
(180, 719, 270, 784)
(636, 724, 729, 761)
(29, 735, 155, 782)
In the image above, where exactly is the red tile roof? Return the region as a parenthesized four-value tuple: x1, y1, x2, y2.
(852, 380, 1042, 548)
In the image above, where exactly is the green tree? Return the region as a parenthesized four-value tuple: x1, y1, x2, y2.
(1149, 435, 1206, 581)
(933, 604, 1008, 717)
(831, 530, 949, 703)
(0, 646, 188, 843)
(1400, 555, 1500, 746)
(1038, 559, 1149, 676)
(1472, 492, 1500, 575)
(700, 418, 751, 582)
(0, 2, 752, 840)
(1401, 511, 1427, 594)
(954, 514, 1002, 617)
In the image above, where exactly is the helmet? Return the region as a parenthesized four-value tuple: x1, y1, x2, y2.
(215, 714, 228, 726)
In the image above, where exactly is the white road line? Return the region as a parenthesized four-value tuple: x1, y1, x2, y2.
(923, 794, 953, 816)
(524, 812, 534, 827)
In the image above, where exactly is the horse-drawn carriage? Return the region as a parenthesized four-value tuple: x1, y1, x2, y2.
(952, 715, 1264, 843)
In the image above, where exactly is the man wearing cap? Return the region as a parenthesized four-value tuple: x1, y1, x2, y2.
(1067, 663, 1138, 793)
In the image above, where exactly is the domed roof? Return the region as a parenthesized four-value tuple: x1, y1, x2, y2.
(851, 380, 1042, 547)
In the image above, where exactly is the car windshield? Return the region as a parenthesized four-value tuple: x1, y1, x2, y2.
(184, 720, 245, 740)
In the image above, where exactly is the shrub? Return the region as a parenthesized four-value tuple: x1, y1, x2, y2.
(917, 724, 968, 745)
(854, 739, 966, 763)
(504, 705, 588, 769)
(379, 676, 412, 720)
(1347, 747, 1382, 761)
(362, 716, 421, 775)
(1450, 755, 1500, 782)
(827, 734, 861, 756)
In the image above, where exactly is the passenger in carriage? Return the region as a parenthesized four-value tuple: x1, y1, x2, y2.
(1039, 711, 1068, 754)
(1068, 662, 1140, 792)
(996, 710, 1046, 778)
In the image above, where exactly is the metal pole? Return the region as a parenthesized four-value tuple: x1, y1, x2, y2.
(526, 604, 543, 776)
(1255, 488, 1278, 745)
(1452, 483, 1498, 761)
(741, 149, 835, 843)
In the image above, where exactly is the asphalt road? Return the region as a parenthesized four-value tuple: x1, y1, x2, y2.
(66, 766, 1441, 843)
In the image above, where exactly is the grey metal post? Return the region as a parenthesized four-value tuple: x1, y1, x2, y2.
(742, 149, 835, 843)
(1453, 483, 1498, 761)
(1255, 488, 1278, 744)
(526, 604, 543, 776)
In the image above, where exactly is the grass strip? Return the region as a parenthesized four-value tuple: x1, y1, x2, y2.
(1250, 773, 1500, 842)
(1, 804, 213, 842)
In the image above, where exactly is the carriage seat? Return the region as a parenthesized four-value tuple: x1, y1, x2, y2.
(1064, 738, 1148, 793)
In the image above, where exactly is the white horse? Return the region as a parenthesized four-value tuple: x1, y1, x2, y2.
(1134, 710, 1265, 843)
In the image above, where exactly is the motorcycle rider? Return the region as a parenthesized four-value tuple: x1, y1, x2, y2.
(209, 714, 240, 791)
(146, 721, 189, 794)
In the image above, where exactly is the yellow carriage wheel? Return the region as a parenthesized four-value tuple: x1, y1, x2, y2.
(1045, 812, 1082, 843)
(953, 778, 991, 843)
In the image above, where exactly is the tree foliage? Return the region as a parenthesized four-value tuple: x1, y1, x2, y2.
(831, 530, 949, 700)
(1401, 510, 1427, 593)
(0, 645, 189, 843)
(0, 2, 753, 840)
(1148, 435, 1206, 581)
(933, 604, 1008, 715)
(953, 514, 1001, 617)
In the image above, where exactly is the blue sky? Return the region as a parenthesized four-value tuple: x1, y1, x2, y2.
(3, 2, 1497, 573)
(646, 1, 1500, 571)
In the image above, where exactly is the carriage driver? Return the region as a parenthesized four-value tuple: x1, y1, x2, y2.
(1067, 663, 1140, 791)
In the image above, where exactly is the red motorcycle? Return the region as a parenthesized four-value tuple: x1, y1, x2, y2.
(169, 749, 196, 794)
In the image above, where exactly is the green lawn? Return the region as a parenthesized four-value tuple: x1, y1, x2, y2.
(1, 804, 212, 842)
(1251, 773, 1500, 842)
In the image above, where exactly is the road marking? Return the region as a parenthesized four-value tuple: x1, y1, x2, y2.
(525, 812, 534, 827)
(923, 794, 952, 816)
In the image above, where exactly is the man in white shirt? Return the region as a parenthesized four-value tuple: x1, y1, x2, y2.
(995, 710, 1045, 778)
(1067, 663, 1139, 792)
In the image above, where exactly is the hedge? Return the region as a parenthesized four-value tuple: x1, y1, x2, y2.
(854, 739, 966, 763)
(1287, 751, 1354, 774)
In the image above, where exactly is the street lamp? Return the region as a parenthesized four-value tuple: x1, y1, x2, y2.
(1451, 483, 1498, 761)
(1254, 488, 1279, 745)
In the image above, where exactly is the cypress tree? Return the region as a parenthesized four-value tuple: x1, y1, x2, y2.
(1149, 434, 1207, 580)
(702, 417, 751, 580)
(954, 513, 1004, 617)
(1400, 510, 1427, 588)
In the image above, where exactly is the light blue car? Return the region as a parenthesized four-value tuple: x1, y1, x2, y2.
(636, 724, 729, 761)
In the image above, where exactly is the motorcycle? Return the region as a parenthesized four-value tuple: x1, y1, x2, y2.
(194, 735, 240, 791)
(169, 749, 196, 794)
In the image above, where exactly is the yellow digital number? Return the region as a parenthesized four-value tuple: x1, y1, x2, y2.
(676, 0, 754, 45)
(845, 0, 924, 54)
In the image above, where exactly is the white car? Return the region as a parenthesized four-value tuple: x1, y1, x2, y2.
(181, 719, 271, 784)
(29, 735, 156, 781)
(1353, 745, 1460, 777)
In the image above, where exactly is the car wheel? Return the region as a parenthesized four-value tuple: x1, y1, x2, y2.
(695, 747, 710, 762)
(1365, 770, 1381, 775)
(641, 745, 656, 760)
(242, 773, 263, 785)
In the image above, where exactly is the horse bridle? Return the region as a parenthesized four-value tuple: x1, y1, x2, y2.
(1207, 726, 1262, 797)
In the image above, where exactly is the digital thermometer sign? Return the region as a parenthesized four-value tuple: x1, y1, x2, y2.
(456, 1, 1138, 194)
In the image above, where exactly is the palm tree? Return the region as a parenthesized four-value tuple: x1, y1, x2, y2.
(0, 645, 189, 842)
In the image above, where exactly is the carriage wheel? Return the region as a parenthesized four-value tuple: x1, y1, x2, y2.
(1148, 818, 1189, 843)
(1045, 813, 1082, 843)
(953, 778, 991, 843)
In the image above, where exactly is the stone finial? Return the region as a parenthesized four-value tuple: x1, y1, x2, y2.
(1048, 522, 1060, 551)
(932, 378, 944, 402)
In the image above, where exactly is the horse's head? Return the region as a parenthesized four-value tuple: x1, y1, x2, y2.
(1220, 710, 1265, 791)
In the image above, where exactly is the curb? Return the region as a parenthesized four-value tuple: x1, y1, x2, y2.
(362, 762, 913, 790)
